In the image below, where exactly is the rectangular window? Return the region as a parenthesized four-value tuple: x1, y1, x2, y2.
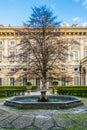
(10, 78, 14, 86)
(9, 51, 15, 62)
(10, 68, 15, 72)
(23, 53, 27, 62)
(23, 68, 27, 71)
(0, 78, 2, 86)
(85, 50, 87, 57)
(36, 78, 40, 87)
(0, 51, 2, 62)
(73, 76, 80, 86)
(73, 51, 78, 60)
(10, 41, 15, 46)
(23, 78, 27, 86)
(19, 52, 27, 62)
(61, 77, 66, 86)
(0, 41, 2, 46)
(49, 81, 52, 87)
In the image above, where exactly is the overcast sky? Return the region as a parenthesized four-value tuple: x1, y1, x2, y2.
(0, 0, 87, 26)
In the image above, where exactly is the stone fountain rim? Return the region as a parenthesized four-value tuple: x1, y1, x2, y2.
(4, 95, 82, 104)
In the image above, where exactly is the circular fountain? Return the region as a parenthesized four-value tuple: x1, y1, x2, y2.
(4, 94, 83, 109)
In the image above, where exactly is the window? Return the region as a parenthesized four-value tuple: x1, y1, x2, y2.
(74, 68, 78, 71)
(49, 81, 52, 87)
(10, 78, 14, 86)
(9, 51, 15, 62)
(36, 78, 40, 87)
(59, 53, 68, 61)
(61, 77, 66, 86)
(19, 52, 27, 62)
(10, 68, 15, 72)
(71, 40, 79, 45)
(74, 67, 79, 72)
(85, 50, 87, 57)
(10, 41, 15, 46)
(72, 51, 78, 60)
(23, 78, 27, 86)
(0, 51, 2, 62)
(0, 78, 2, 86)
(23, 53, 27, 62)
(61, 68, 66, 72)
(0, 41, 2, 46)
(23, 68, 27, 71)
(73, 76, 80, 85)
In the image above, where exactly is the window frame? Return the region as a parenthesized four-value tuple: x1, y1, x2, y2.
(0, 41, 3, 46)
(9, 41, 16, 46)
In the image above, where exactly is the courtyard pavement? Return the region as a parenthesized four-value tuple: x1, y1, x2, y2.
(0, 92, 87, 130)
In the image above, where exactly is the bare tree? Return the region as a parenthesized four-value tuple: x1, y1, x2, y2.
(15, 5, 69, 89)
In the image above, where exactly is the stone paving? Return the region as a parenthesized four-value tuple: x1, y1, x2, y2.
(0, 93, 87, 130)
(0, 101, 87, 130)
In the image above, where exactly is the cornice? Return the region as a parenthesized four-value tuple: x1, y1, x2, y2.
(0, 25, 87, 36)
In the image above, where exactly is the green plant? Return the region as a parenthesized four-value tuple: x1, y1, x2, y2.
(51, 80, 59, 94)
(26, 82, 32, 86)
(52, 80, 59, 86)
(0, 86, 26, 97)
(31, 86, 38, 91)
(57, 86, 87, 97)
(51, 87, 55, 94)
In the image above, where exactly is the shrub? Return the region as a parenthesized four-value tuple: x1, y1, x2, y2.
(31, 86, 38, 91)
(26, 82, 32, 86)
(57, 86, 87, 97)
(26, 82, 32, 90)
(0, 86, 26, 97)
(51, 80, 59, 94)
(51, 87, 55, 94)
(52, 80, 58, 86)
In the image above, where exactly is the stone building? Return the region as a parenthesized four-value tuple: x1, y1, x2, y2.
(0, 24, 87, 86)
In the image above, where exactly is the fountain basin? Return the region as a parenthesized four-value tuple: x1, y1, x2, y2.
(4, 95, 83, 109)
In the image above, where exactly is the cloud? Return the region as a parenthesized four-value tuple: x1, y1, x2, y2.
(82, 22, 87, 26)
(73, 0, 87, 9)
(82, 0, 87, 8)
(72, 17, 80, 22)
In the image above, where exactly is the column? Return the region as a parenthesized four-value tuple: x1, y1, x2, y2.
(80, 39, 84, 59)
(4, 39, 8, 63)
(86, 70, 87, 86)
(68, 44, 71, 61)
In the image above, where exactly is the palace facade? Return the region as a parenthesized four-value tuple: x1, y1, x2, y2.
(0, 24, 87, 87)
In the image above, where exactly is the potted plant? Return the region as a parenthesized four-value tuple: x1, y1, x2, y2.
(52, 80, 59, 94)
(26, 81, 32, 95)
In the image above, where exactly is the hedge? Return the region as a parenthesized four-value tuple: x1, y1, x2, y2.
(0, 86, 26, 97)
(57, 86, 87, 97)
(31, 86, 38, 91)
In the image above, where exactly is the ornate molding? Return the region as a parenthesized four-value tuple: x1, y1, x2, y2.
(0, 26, 87, 37)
